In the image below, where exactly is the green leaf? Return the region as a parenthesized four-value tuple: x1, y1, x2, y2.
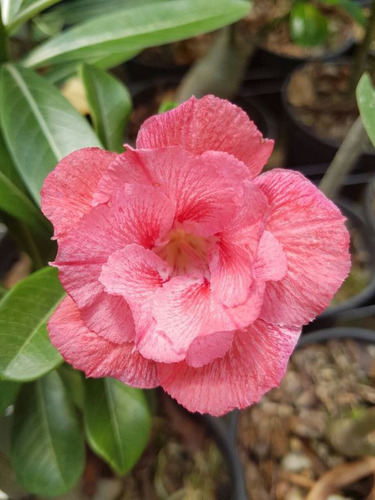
(23, 0, 250, 68)
(11, 371, 85, 496)
(290, 2, 329, 47)
(80, 64, 132, 152)
(357, 73, 375, 148)
(0, 64, 101, 204)
(7, 0, 63, 32)
(0, 267, 64, 381)
(43, 48, 139, 84)
(59, 365, 84, 410)
(41, 0, 154, 26)
(0, 380, 20, 414)
(83, 378, 151, 475)
(0, 133, 50, 237)
(158, 100, 178, 113)
(0, 0, 23, 25)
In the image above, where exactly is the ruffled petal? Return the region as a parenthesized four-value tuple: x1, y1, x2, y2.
(48, 296, 158, 388)
(94, 147, 247, 236)
(209, 182, 269, 307)
(158, 320, 301, 416)
(41, 148, 116, 238)
(255, 169, 351, 326)
(54, 184, 174, 343)
(100, 244, 168, 338)
(136, 95, 274, 178)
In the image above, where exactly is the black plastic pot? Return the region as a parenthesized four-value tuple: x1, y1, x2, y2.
(251, 34, 354, 77)
(364, 176, 375, 240)
(282, 61, 375, 171)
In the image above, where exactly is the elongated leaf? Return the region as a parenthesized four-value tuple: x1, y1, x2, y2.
(11, 371, 85, 496)
(41, 0, 154, 26)
(84, 378, 151, 475)
(0, 133, 49, 236)
(0, 380, 20, 414)
(44, 48, 139, 84)
(7, 0, 63, 32)
(81, 64, 132, 152)
(0, 64, 101, 204)
(23, 0, 250, 68)
(0, 267, 64, 381)
(0, 0, 22, 25)
(357, 73, 375, 148)
(290, 2, 328, 47)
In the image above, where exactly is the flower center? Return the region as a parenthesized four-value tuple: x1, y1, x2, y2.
(155, 228, 212, 277)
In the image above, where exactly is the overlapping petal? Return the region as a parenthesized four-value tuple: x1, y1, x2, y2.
(255, 169, 350, 326)
(136, 95, 274, 177)
(41, 148, 116, 238)
(158, 320, 301, 416)
(48, 296, 159, 388)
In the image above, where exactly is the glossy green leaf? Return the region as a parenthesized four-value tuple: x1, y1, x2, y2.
(0, 64, 101, 204)
(0, 267, 64, 381)
(23, 0, 250, 68)
(7, 0, 63, 32)
(0, 133, 50, 237)
(43, 48, 139, 84)
(81, 64, 132, 152)
(59, 364, 84, 410)
(0, 380, 20, 414)
(290, 2, 328, 47)
(84, 378, 151, 475)
(41, 0, 154, 26)
(0, 0, 23, 25)
(357, 73, 375, 148)
(11, 371, 85, 496)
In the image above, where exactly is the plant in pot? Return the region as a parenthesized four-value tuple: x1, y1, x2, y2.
(0, 1, 254, 498)
(282, 0, 375, 169)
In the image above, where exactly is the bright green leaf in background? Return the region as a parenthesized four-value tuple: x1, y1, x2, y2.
(11, 371, 85, 496)
(0, 0, 23, 25)
(0, 380, 20, 414)
(290, 2, 328, 47)
(0, 267, 64, 381)
(6, 0, 63, 33)
(357, 73, 375, 148)
(0, 64, 101, 204)
(83, 378, 152, 475)
(80, 63, 132, 152)
(23, 0, 250, 69)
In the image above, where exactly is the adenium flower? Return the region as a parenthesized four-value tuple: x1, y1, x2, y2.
(42, 96, 350, 416)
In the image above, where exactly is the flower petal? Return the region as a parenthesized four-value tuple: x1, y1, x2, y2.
(94, 147, 247, 236)
(41, 148, 116, 238)
(48, 296, 158, 388)
(54, 184, 174, 343)
(209, 182, 269, 307)
(158, 320, 301, 416)
(254, 230, 287, 282)
(185, 330, 235, 368)
(136, 95, 274, 177)
(255, 169, 351, 326)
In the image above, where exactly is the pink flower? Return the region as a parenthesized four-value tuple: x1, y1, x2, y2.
(41, 96, 350, 416)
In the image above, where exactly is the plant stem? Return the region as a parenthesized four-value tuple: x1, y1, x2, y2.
(0, 5, 9, 64)
(350, 0, 375, 93)
(319, 116, 369, 200)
